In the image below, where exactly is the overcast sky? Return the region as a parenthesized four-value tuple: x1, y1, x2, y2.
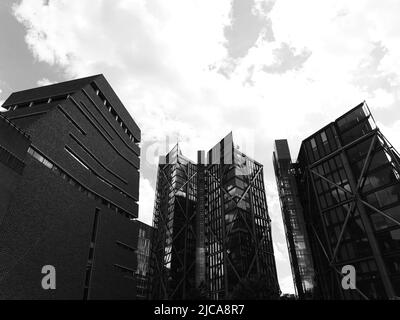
(2, 0, 400, 294)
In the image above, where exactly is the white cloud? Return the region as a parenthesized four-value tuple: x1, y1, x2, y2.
(368, 88, 396, 109)
(138, 178, 155, 226)
(377, 120, 400, 152)
(13, 0, 234, 158)
(37, 78, 54, 86)
(14, 0, 400, 162)
(12, 0, 400, 295)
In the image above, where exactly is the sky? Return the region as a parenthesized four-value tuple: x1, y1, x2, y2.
(1, 0, 400, 295)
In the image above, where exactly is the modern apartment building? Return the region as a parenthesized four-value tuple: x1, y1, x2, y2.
(273, 139, 315, 299)
(274, 102, 400, 299)
(150, 133, 280, 300)
(205, 133, 280, 300)
(150, 144, 198, 299)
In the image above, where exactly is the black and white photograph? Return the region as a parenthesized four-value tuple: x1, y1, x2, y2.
(0, 0, 400, 314)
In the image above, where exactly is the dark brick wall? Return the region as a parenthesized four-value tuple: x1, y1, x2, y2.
(0, 165, 21, 223)
(0, 75, 144, 299)
(0, 116, 30, 160)
(24, 105, 138, 215)
(89, 212, 139, 300)
(91, 76, 140, 143)
(0, 151, 144, 299)
(0, 158, 92, 299)
(0, 117, 29, 223)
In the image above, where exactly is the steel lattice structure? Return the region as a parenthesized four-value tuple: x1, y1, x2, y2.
(205, 133, 280, 299)
(150, 134, 281, 300)
(281, 102, 400, 299)
(150, 144, 198, 299)
(273, 140, 316, 299)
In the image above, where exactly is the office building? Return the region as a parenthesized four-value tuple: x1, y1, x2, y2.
(0, 75, 142, 299)
(274, 102, 400, 299)
(273, 139, 315, 299)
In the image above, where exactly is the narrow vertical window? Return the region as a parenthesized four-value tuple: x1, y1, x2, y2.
(83, 208, 100, 300)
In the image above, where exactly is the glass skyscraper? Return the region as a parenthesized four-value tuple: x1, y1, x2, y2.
(150, 144, 198, 299)
(150, 133, 280, 300)
(275, 102, 400, 299)
(206, 133, 280, 299)
(273, 139, 315, 299)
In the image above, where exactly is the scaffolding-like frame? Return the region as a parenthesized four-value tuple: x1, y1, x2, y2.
(300, 106, 400, 299)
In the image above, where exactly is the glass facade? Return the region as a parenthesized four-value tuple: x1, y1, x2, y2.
(273, 140, 315, 299)
(285, 102, 400, 299)
(150, 134, 280, 300)
(205, 133, 280, 299)
(150, 144, 198, 299)
(136, 226, 152, 299)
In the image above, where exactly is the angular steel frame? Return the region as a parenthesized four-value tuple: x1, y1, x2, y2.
(273, 150, 316, 299)
(150, 148, 198, 299)
(151, 141, 280, 300)
(205, 161, 279, 299)
(305, 128, 400, 300)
